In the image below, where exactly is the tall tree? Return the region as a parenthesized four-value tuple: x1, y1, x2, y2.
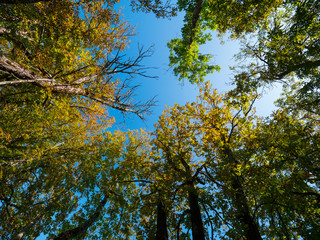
(150, 82, 320, 239)
(232, 0, 320, 114)
(152, 102, 209, 239)
(167, 0, 284, 83)
(0, 0, 157, 117)
(0, 1, 158, 239)
(152, 83, 263, 239)
(168, 0, 320, 112)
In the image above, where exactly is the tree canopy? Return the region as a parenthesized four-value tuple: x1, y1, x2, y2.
(0, 0, 319, 239)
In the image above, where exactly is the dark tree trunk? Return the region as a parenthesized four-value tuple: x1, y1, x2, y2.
(231, 175, 263, 240)
(278, 59, 320, 79)
(224, 148, 263, 240)
(178, 155, 205, 240)
(188, 184, 205, 240)
(156, 198, 168, 240)
(189, 0, 205, 45)
(51, 195, 108, 240)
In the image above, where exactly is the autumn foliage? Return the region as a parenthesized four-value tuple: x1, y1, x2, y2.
(0, 0, 319, 239)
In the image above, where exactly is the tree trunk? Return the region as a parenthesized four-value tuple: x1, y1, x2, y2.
(189, 0, 205, 45)
(224, 148, 263, 240)
(231, 175, 263, 240)
(51, 194, 108, 240)
(278, 59, 320, 79)
(179, 155, 205, 240)
(188, 184, 205, 240)
(156, 198, 168, 240)
(0, 55, 139, 114)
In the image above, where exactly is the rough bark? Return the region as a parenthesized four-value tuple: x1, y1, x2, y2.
(156, 198, 168, 240)
(51, 194, 108, 240)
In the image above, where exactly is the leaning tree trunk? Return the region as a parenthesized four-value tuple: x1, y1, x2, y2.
(51, 194, 108, 240)
(0, 55, 140, 115)
(225, 148, 263, 240)
(189, 0, 205, 45)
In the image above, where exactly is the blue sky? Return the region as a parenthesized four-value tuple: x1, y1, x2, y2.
(110, 2, 282, 132)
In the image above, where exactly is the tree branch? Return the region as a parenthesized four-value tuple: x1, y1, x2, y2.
(51, 194, 108, 240)
(0, 54, 154, 118)
(189, 0, 205, 45)
(277, 59, 320, 79)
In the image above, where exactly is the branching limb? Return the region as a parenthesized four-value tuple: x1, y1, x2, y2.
(51, 194, 109, 240)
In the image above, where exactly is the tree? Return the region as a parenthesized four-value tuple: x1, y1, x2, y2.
(149, 82, 319, 239)
(168, 0, 320, 112)
(0, 0, 159, 239)
(167, 0, 284, 83)
(151, 83, 263, 239)
(248, 87, 320, 239)
(232, 0, 320, 114)
(0, 0, 156, 117)
(153, 102, 206, 239)
(1, 126, 157, 239)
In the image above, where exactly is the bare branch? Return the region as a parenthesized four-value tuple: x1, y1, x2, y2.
(0, 52, 156, 118)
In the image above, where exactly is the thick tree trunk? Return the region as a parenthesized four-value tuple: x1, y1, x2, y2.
(178, 155, 205, 240)
(156, 198, 168, 240)
(278, 59, 320, 79)
(51, 195, 108, 240)
(224, 148, 263, 240)
(187, 184, 205, 240)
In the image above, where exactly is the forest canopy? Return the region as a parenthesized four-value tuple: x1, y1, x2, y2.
(0, 0, 319, 239)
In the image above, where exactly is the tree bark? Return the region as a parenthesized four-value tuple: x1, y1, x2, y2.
(156, 198, 168, 240)
(277, 59, 320, 79)
(178, 155, 206, 240)
(0, 55, 139, 115)
(187, 184, 206, 240)
(51, 194, 108, 240)
(189, 0, 205, 45)
(224, 148, 263, 240)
